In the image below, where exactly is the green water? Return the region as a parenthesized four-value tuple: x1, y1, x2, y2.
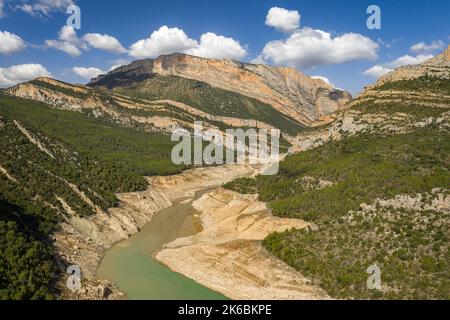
(96, 196, 227, 300)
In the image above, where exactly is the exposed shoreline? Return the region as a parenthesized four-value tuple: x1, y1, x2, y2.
(55, 164, 258, 299)
(155, 188, 330, 300)
(57, 162, 328, 300)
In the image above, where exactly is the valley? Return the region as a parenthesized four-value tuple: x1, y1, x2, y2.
(0, 49, 449, 300)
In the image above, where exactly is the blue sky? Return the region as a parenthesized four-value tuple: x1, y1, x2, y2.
(0, 0, 449, 94)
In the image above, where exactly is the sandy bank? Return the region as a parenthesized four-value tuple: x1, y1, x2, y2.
(156, 188, 330, 300)
(55, 164, 257, 299)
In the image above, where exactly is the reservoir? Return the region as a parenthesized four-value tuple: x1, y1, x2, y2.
(96, 190, 227, 300)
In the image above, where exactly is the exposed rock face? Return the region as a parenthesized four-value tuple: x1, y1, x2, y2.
(445, 45, 450, 63)
(6, 77, 294, 137)
(156, 188, 330, 300)
(89, 53, 352, 125)
(288, 47, 450, 154)
(55, 164, 259, 299)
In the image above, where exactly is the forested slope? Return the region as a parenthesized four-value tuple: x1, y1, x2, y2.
(225, 76, 450, 299)
(0, 93, 185, 298)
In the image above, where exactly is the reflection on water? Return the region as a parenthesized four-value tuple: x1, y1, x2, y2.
(97, 193, 227, 300)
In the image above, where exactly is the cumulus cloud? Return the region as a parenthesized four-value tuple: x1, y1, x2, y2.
(187, 32, 247, 60)
(129, 26, 247, 60)
(260, 27, 378, 69)
(45, 26, 84, 57)
(0, 63, 51, 87)
(58, 24, 79, 43)
(46, 26, 126, 56)
(82, 33, 127, 54)
(129, 26, 197, 59)
(45, 39, 81, 56)
(388, 54, 433, 68)
(364, 54, 433, 78)
(0, 30, 26, 54)
(265, 7, 300, 33)
(16, 0, 74, 18)
(311, 75, 332, 86)
(250, 55, 265, 64)
(72, 66, 105, 80)
(363, 65, 393, 78)
(410, 40, 445, 54)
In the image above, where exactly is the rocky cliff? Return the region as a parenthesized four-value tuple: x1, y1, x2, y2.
(89, 53, 352, 126)
(372, 45, 450, 87)
(445, 45, 450, 63)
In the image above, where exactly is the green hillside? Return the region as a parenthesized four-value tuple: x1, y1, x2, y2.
(225, 78, 450, 299)
(0, 93, 189, 298)
(109, 74, 305, 136)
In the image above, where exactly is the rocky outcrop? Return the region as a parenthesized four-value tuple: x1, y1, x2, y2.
(156, 188, 329, 300)
(289, 107, 450, 153)
(372, 46, 450, 86)
(55, 164, 259, 299)
(89, 53, 352, 125)
(444, 45, 450, 63)
(6, 78, 294, 137)
(289, 47, 450, 154)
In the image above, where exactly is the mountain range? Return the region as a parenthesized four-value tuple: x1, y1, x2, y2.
(0, 47, 449, 300)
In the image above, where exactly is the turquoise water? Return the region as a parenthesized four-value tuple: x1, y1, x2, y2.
(96, 198, 227, 300)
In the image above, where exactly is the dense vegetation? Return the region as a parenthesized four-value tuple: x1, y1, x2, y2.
(112, 75, 305, 135)
(29, 79, 90, 99)
(0, 200, 55, 299)
(226, 121, 450, 299)
(0, 94, 186, 177)
(355, 101, 448, 120)
(375, 76, 450, 96)
(0, 93, 191, 299)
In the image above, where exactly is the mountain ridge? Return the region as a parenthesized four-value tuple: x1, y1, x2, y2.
(88, 53, 353, 126)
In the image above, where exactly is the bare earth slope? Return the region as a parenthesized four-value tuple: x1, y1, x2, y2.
(156, 188, 330, 300)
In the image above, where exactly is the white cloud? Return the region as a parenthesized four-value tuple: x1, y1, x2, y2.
(46, 26, 129, 56)
(72, 67, 106, 80)
(388, 54, 433, 68)
(129, 26, 247, 60)
(45, 25, 84, 57)
(364, 54, 433, 78)
(265, 7, 300, 33)
(46, 26, 80, 56)
(187, 32, 247, 60)
(250, 55, 265, 64)
(108, 65, 121, 72)
(82, 33, 127, 54)
(363, 65, 393, 78)
(311, 75, 332, 86)
(0, 30, 26, 54)
(16, 0, 74, 18)
(45, 39, 81, 56)
(410, 40, 445, 54)
(58, 25, 79, 43)
(0, 63, 51, 87)
(260, 27, 378, 69)
(129, 26, 197, 59)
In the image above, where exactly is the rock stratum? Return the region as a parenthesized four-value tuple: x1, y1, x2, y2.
(89, 53, 352, 125)
(372, 45, 450, 87)
(56, 164, 259, 299)
(156, 188, 329, 300)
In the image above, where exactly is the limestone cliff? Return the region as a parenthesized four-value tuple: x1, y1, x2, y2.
(89, 53, 352, 126)
(372, 45, 450, 87)
(444, 45, 450, 63)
